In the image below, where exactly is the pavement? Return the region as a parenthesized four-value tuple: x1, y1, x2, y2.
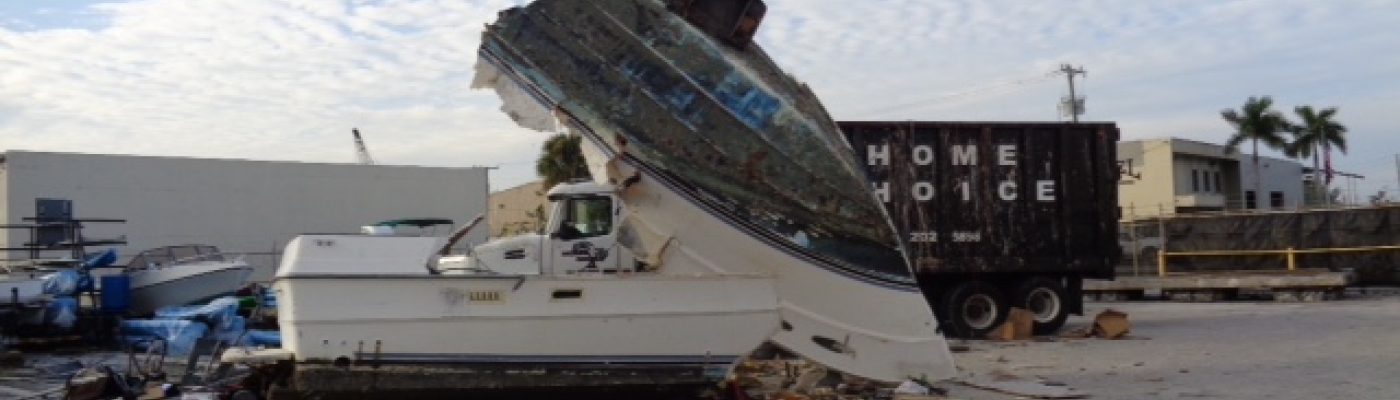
(941, 288, 1400, 399)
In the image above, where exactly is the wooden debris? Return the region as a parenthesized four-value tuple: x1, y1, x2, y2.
(987, 307, 1035, 341)
(1059, 326, 1093, 339)
(1092, 309, 1131, 339)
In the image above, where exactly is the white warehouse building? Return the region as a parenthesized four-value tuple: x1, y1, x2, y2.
(0, 151, 490, 281)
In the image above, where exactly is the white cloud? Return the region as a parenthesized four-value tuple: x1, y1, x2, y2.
(2, 0, 1399, 191)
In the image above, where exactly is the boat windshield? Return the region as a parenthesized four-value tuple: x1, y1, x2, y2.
(127, 245, 225, 269)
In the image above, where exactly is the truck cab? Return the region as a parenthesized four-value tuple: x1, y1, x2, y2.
(438, 182, 637, 275)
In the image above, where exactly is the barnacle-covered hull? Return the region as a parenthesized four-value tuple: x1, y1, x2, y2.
(473, 0, 955, 381)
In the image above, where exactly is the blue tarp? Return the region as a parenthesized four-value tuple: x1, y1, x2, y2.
(45, 297, 79, 330)
(154, 297, 241, 330)
(123, 296, 280, 356)
(81, 248, 118, 269)
(41, 270, 81, 296)
(244, 330, 281, 347)
(212, 315, 248, 346)
(120, 319, 210, 356)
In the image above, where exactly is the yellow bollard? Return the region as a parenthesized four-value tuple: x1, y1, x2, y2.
(1286, 247, 1297, 271)
(1157, 248, 1167, 277)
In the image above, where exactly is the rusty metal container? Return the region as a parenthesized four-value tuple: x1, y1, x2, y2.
(839, 121, 1120, 279)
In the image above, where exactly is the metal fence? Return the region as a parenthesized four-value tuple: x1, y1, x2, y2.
(1118, 205, 1400, 284)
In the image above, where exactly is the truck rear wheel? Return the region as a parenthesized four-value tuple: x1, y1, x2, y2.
(1013, 277, 1069, 335)
(940, 281, 1007, 339)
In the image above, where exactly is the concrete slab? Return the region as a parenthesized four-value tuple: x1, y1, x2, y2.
(1085, 269, 1354, 292)
(943, 294, 1400, 400)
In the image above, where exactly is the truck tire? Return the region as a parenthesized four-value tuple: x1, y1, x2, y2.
(1013, 277, 1069, 335)
(940, 281, 1008, 339)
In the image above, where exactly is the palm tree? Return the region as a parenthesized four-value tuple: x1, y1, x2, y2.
(1221, 96, 1291, 210)
(535, 133, 591, 189)
(1286, 106, 1348, 206)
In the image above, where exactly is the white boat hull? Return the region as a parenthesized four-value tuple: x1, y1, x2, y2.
(275, 235, 779, 368)
(577, 136, 959, 382)
(0, 276, 45, 305)
(470, 22, 958, 380)
(127, 262, 253, 314)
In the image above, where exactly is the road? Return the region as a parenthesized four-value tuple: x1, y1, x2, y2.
(943, 289, 1400, 399)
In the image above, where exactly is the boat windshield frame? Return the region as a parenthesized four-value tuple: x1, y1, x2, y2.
(127, 244, 228, 270)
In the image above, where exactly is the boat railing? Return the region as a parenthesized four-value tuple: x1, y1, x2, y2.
(127, 246, 245, 271)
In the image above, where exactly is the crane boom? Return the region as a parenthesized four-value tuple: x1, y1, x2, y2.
(352, 128, 375, 165)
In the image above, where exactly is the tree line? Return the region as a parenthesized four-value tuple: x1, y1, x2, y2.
(1222, 96, 1348, 206)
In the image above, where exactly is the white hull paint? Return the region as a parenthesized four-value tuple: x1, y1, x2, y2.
(0, 276, 45, 305)
(471, 40, 957, 381)
(128, 262, 253, 314)
(578, 136, 959, 381)
(275, 235, 779, 367)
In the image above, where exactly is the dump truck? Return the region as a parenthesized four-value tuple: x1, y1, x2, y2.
(839, 121, 1121, 339)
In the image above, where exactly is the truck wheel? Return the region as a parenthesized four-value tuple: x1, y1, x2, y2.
(1013, 277, 1069, 335)
(940, 281, 1007, 339)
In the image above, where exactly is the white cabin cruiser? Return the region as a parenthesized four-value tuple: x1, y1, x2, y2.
(268, 183, 779, 382)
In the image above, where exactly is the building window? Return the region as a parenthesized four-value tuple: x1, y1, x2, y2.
(1270, 191, 1284, 209)
(1202, 170, 1211, 192)
(1192, 170, 1200, 192)
(1214, 172, 1222, 193)
(1245, 191, 1256, 209)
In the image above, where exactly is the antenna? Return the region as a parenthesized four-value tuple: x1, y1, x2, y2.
(1058, 64, 1087, 122)
(352, 128, 375, 165)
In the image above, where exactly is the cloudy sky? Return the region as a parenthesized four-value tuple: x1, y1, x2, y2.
(3, 0, 1398, 200)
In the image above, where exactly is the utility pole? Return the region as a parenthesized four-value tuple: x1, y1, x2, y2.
(1394, 154, 1399, 202)
(1059, 64, 1087, 122)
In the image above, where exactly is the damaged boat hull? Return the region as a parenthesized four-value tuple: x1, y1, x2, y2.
(473, 0, 956, 381)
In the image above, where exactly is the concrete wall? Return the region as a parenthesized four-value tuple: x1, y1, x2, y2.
(488, 180, 547, 237)
(0, 151, 489, 281)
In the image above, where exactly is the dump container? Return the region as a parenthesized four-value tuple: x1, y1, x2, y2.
(838, 121, 1121, 277)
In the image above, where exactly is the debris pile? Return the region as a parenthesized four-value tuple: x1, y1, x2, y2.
(724, 358, 955, 400)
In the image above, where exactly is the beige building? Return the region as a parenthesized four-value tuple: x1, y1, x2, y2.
(1118, 138, 1304, 220)
(488, 180, 548, 237)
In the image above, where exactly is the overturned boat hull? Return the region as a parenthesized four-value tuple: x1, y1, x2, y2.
(474, 0, 955, 381)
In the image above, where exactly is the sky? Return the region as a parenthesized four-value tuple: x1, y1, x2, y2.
(2, 0, 1399, 201)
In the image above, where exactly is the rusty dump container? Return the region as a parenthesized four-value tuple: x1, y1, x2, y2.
(839, 121, 1121, 279)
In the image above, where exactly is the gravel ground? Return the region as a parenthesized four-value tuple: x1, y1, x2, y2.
(941, 290, 1400, 400)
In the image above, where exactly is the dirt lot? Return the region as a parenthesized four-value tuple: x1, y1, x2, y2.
(942, 289, 1400, 399)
